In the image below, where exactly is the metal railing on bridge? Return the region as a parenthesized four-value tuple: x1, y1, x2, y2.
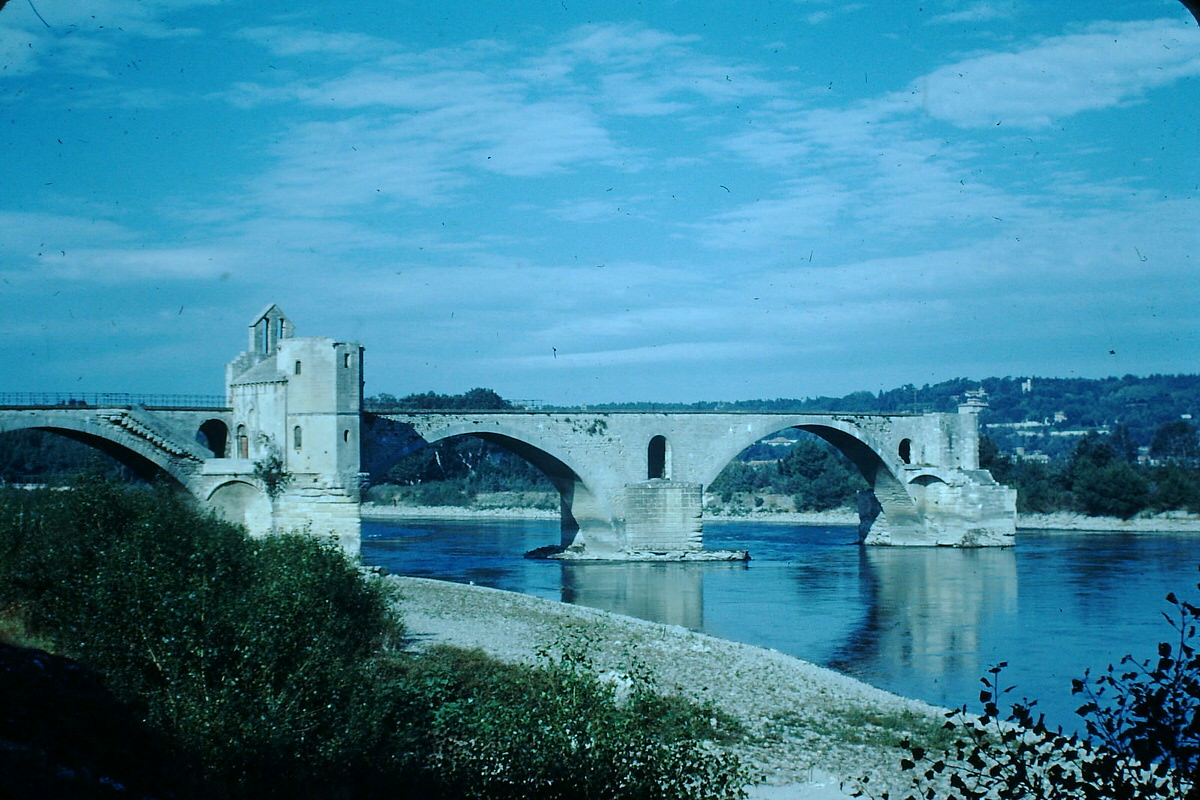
(0, 392, 228, 409)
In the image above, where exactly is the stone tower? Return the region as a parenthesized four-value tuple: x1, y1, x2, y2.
(217, 304, 365, 551)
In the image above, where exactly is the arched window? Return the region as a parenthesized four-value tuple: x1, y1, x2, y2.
(293, 425, 303, 451)
(294, 360, 302, 375)
(343, 429, 350, 443)
(899, 438, 912, 464)
(198, 419, 229, 458)
(236, 425, 249, 459)
(343, 352, 351, 368)
(648, 435, 670, 479)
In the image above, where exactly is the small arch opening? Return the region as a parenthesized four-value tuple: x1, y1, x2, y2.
(209, 480, 272, 533)
(293, 425, 303, 451)
(343, 352, 351, 368)
(236, 424, 249, 459)
(647, 435, 670, 479)
(197, 419, 229, 458)
(294, 360, 302, 375)
(910, 473, 948, 486)
(343, 429, 350, 443)
(899, 438, 912, 464)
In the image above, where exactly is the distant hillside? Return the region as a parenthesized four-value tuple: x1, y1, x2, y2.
(576, 374, 1200, 454)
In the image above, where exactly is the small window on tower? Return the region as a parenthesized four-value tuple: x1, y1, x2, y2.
(293, 426, 303, 451)
(343, 352, 351, 368)
(294, 360, 302, 375)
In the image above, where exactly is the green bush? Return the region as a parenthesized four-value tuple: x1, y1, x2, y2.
(390, 644, 748, 800)
(0, 480, 403, 796)
(0, 480, 749, 800)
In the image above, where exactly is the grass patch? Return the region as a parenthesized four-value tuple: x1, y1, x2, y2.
(768, 706, 954, 751)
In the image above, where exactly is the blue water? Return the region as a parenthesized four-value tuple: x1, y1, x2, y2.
(362, 517, 1200, 731)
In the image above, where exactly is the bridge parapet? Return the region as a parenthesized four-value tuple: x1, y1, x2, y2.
(0, 406, 219, 491)
(0, 392, 226, 409)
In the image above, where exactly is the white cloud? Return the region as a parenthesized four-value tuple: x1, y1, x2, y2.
(0, 0, 216, 79)
(689, 177, 853, 250)
(504, 340, 788, 370)
(930, 2, 1017, 24)
(523, 23, 777, 116)
(237, 26, 395, 59)
(790, 1, 867, 26)
(544, 23, 700, 70)
(911, 19, 1200, 128)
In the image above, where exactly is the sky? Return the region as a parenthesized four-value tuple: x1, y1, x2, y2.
(1, 0, 1197, 406)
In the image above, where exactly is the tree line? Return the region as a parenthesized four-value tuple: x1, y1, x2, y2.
(982, 422, 1200, 517)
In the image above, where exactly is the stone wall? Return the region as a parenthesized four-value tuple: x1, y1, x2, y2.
(623, 479, 703, 552)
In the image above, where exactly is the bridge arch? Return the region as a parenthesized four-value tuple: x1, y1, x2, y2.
(389, 420, 613, 550)
(207, 480, 272, 533)
(696, 416, 922, 538)
(0, 416, 194, 490)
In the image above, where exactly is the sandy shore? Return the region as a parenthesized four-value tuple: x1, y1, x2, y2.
(363, 503, 558, 521)
(387, 575, 947, 800)
(364, 502, 1200, 532)
(362, 503, 857, 526)
(1015, 511, 1200, 532)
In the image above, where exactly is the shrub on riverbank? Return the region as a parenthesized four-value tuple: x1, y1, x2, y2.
(0, 480, 748, 800)
(392, 644, 747, 799)
(0, 478, 403, 797)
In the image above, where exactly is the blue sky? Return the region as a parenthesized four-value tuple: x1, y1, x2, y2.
(2, 1, 1197, 405)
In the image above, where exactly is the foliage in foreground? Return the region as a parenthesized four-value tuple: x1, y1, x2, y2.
(0, 478, 403, 797)
(856, 580, 1200, 799)
(0, 480, 747, 800)
(392, 644, 748, 800)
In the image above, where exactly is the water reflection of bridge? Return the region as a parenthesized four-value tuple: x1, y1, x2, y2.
(560, 562, 723, 630)
(556, 536, 1019, 694)
(830, 546, 1018, 696)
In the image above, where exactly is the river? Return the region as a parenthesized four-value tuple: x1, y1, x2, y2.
(361, 517, 1200, 731)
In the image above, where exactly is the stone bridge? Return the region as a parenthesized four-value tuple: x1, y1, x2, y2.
(0, 305, 365, 552)
(0, 398, 364, 554)
(0, 305, 1016, 555)
(373, 407, 1015, 553)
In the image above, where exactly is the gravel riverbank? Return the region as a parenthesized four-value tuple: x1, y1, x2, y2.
(364, 503, 1200, 532)
(387, 575, 948, 800)
(362, 504, 858, 526)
